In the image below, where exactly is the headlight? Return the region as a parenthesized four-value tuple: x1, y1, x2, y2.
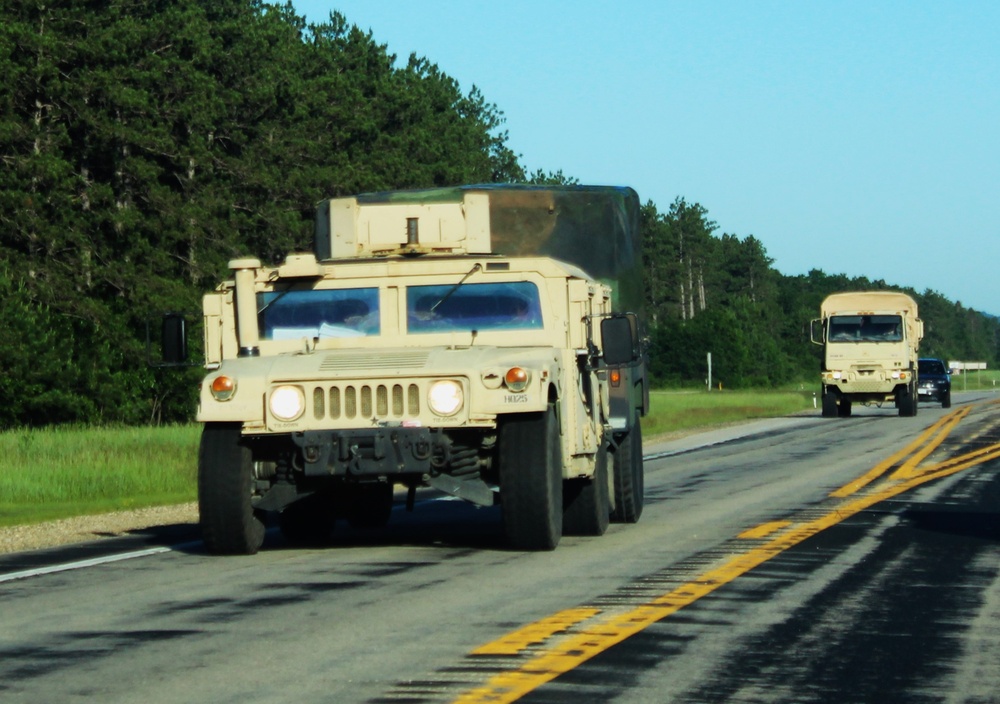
(210, 375, 237, 401)
(891, 370, 901, 379)
(269, 385, 305, 421)
(428, 380, 463, 416)
(831, 371, 842, 380)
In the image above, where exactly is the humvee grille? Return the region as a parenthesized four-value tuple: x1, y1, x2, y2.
(309, 382, 421, 421)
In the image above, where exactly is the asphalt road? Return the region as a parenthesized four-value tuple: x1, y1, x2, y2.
(2, 392, 999, 704)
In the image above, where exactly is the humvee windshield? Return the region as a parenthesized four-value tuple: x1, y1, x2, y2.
(407, 281, 543, 333)
(258, 288, 380, 340)
(255, 281, 543, 340)
(829, 314, 903, 343)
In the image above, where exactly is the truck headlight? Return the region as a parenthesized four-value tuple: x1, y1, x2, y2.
(269, 385, 305, 421)
(428, 380, 463, 416)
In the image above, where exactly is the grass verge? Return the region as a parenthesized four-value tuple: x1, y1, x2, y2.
(643, 389, 815, 440)
(0, 425, 200, 528)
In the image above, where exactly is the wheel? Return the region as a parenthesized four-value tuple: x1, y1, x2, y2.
(942, 391, 952, 409)
(499, 405, 563, 551)
(898, 382, 918, 417)
(822, 391, 838, 418)
(838, 397, 852, 417)
(563, 438, 610, 537)
(279, 493, 335, 545)
(610, 413, 644, 524)
(345, 482, 394, 529)
(198, 423, 266, 555)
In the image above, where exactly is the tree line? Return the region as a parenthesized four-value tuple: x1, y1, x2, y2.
(1, 1, 996, 428)
(642, 198, 999, 388)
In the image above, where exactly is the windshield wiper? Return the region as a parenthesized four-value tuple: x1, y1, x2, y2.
(257, 284, 295, 316)
(430, 263, 482, 313)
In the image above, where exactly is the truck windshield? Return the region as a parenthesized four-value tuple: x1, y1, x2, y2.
(407, 281, 543, 333)
(257, 288, 380, 339)
(828, 314, 903, 343)
(918, 359, 947, 375)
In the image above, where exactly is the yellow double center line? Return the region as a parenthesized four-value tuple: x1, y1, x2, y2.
(830, 405, 972, 496)
(454, 404, 1000, 704)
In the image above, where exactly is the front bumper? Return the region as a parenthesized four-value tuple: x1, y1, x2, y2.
(918, 383, 949, 401)
(291, 427, 452, 478)
(822, 369, 912, 397)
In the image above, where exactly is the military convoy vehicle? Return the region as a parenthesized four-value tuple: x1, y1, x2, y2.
(163, 185, 648, 554)
(811, 291, 923, 417)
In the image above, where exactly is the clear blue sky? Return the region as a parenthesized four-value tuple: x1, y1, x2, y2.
(293, 0, 1000, 315)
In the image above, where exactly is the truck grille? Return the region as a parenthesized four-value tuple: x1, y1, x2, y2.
(308, 382, 421, 421)
(847, 380, 891, 393)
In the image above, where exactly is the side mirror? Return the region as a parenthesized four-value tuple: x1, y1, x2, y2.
(162, 314, 188, 364)
(147, 313, 193, 367)
(809, 318, 824, 345)
(601, 314, 638, 365)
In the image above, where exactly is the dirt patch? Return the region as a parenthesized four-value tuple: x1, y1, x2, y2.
(0, 503, 199, 555)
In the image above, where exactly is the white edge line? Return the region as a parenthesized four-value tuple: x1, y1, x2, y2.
(0, 542, 201, 584)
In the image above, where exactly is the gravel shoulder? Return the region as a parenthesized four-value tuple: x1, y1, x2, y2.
(0, 503, 199, 555)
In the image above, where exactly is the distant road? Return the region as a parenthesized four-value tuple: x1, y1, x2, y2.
(1, 392, 999, 703)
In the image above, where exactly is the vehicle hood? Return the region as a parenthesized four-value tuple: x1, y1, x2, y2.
(271, 346, 557, 380)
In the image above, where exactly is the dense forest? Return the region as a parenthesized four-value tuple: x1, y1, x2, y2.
(1, 1, 997, 428)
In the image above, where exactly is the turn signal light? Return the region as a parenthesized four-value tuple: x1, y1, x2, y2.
(210, 375, 236, 401)
(504, 367, 530, 392)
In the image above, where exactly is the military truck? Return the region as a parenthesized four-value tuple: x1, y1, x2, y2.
(163, 185, 648, 554)
(810, 291, 923, 417)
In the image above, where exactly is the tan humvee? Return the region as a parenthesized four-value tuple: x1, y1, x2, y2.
(166, 185, 647, 554)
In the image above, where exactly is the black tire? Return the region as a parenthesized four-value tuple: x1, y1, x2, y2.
(610, 413, 644, 524)
(822, 391, 838, 418)
(499, 405, 563, 551)
(279, 493, 335, 545)
(345, 482, 394, 529)
(198, 423, 266, 555)
(563, 439, 610, 537)
(898, 382, 918, 417)
(838, 397, 852, 417)
(942, 391, 952, 409)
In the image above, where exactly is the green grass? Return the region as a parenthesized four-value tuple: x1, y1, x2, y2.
(643, 389, 815, 440)
(0, 425, 200, 528)
(949, 368, 1000, 392)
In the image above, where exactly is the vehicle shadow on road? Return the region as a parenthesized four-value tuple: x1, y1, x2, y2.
(900, 507, 1000, 542)
(260, 498, 510, 554)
